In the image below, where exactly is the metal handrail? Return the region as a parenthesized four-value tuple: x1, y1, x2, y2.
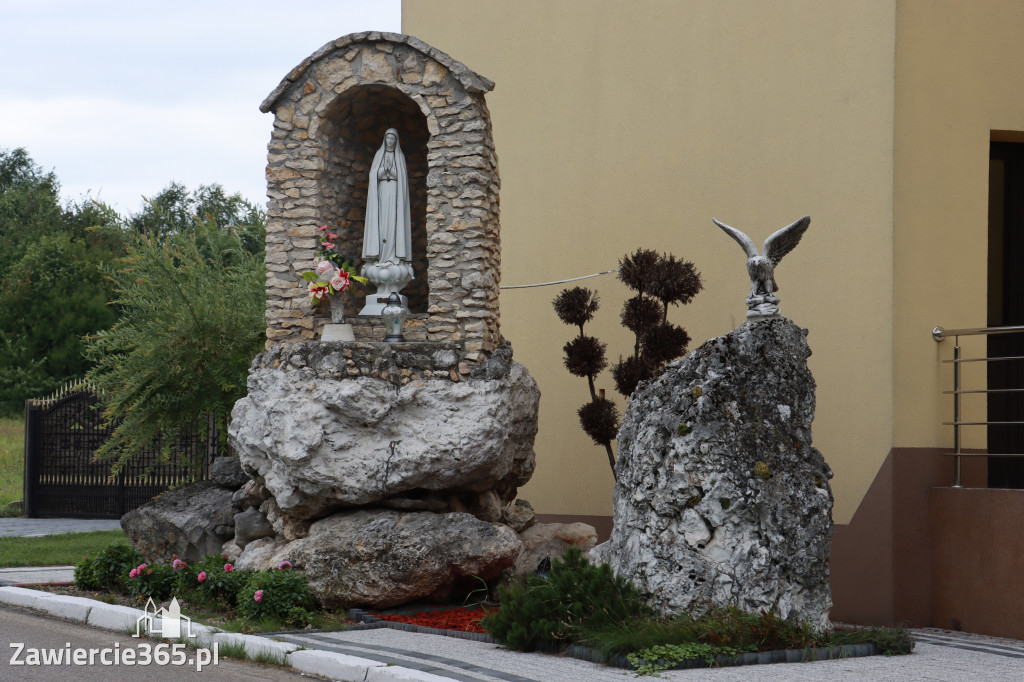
(933, 324, 1024, 487)
(943, 355, 1024, 363)
(933, 324, 1024, 340)
(943, 388, 1024, 394)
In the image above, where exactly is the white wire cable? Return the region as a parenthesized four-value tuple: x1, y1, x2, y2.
(499, 269, 619, 290)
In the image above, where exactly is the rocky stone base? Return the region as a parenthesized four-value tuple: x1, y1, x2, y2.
(123, 465, 595, 609)
(229, 341, 539, 521)
(120, 337, 585, 610)
(591, 317, 834, 632)
(121, 480, 237, 563)
(234, 509, 522, 608)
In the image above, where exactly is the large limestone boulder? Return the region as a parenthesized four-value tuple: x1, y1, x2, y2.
(121, 481, 236, 563)
(229, 350, 539, 520)
(210, 456, 249, 489)
(235, 509, 522, 609)
(514, 522, 598, 575)
(592, 317, 834, 631)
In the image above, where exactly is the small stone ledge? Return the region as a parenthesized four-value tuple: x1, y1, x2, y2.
(256, 338, 513, 383)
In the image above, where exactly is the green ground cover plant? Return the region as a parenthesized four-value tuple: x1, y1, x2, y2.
(482, 547, 914, 673)
(0, 529, 126, 567)
(0, 418, 23, 511)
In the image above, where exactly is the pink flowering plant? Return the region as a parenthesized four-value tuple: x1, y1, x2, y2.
(125, 562, 176, 600)
(301, 225, 367, 304)
(177, 554, 253, 607)
(237, 562, 314, 627)
(74, 543, 318, 630)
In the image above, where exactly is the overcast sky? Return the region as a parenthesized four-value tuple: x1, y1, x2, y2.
(0, 0, 401, 216)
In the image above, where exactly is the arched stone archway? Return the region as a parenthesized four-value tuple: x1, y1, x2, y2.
(261, 32, 501, 362)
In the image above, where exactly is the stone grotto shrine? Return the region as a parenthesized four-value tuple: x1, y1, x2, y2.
(123, 33, 598, 610)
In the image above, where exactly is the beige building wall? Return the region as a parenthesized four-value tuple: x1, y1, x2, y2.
(403, 0, 897, 524)
(893, 0, 1024, 451)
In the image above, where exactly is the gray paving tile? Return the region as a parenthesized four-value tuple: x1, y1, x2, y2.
(0, 518, 122, 537)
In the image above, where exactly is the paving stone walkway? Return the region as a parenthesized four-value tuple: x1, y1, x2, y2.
(0, 565, 75, 585)
(270, 625, 1024, 681)
(0, 517, 122, 537)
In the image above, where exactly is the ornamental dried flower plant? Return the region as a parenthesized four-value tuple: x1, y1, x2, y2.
(301, 225, 368, 303)
(553, 249, 702, 477)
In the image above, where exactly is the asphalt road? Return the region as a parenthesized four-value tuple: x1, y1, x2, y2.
(0, 606, 319, 681)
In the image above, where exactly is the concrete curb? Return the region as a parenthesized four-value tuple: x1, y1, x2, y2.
(0, 586, 457, 681)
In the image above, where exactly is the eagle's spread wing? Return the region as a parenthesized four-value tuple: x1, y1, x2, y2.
(763, 216, 811, 266)
(713, 218, 758, 259)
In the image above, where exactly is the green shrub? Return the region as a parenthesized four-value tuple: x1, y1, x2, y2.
(482, 546, 653, 652)
(125, 562, 176, 601)
(689, 606, 820, 651)
(834, 626, 915, 656)
(85, 542, 143, 591)
(73, 556, 99, 591)
(236, 568, 314, 626)
(584, 606, 823, 659)
(867, 627, 915, 655)
(84, 215, 265, 475)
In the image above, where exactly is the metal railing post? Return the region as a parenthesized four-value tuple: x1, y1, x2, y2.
(953, 338, 962, 488)
(934, 323, 1024, 487)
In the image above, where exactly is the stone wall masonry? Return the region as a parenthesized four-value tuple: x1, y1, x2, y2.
(261, 32, 502, 364)
(251, 336, 515, 387)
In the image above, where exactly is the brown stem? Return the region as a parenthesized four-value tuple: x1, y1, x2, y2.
(604, 442, 617, 480)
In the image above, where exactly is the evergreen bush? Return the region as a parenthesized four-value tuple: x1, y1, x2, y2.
(482, 546, 652, 651)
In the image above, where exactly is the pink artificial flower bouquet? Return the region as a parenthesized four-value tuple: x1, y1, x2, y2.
(301, 225, 367, 304)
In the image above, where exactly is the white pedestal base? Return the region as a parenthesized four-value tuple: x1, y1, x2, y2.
(359, 260, 413, 316)
(321, 323, 355, 342)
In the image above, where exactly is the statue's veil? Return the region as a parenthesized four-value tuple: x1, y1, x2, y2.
(362, 129, 412, 260)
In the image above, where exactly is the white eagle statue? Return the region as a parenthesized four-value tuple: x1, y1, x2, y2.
(713, 215, 811, 317)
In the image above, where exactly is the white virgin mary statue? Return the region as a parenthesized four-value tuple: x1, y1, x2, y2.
(360, 128, 415, 315)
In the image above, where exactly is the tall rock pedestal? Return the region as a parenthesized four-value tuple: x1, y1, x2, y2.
(229, 340, 538, 521)
(591, 317, 834, 632)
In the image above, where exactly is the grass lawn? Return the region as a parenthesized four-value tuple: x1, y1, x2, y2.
(0, 418, 23, 510)
(0, 529, 127, 567)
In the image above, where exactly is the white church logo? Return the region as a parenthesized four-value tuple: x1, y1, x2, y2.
(134, 597, 196, 639)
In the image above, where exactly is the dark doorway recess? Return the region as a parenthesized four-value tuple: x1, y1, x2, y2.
(987, 140, 1024, 488)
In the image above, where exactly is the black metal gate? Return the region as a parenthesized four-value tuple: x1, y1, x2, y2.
(23, 389, 216, 518)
